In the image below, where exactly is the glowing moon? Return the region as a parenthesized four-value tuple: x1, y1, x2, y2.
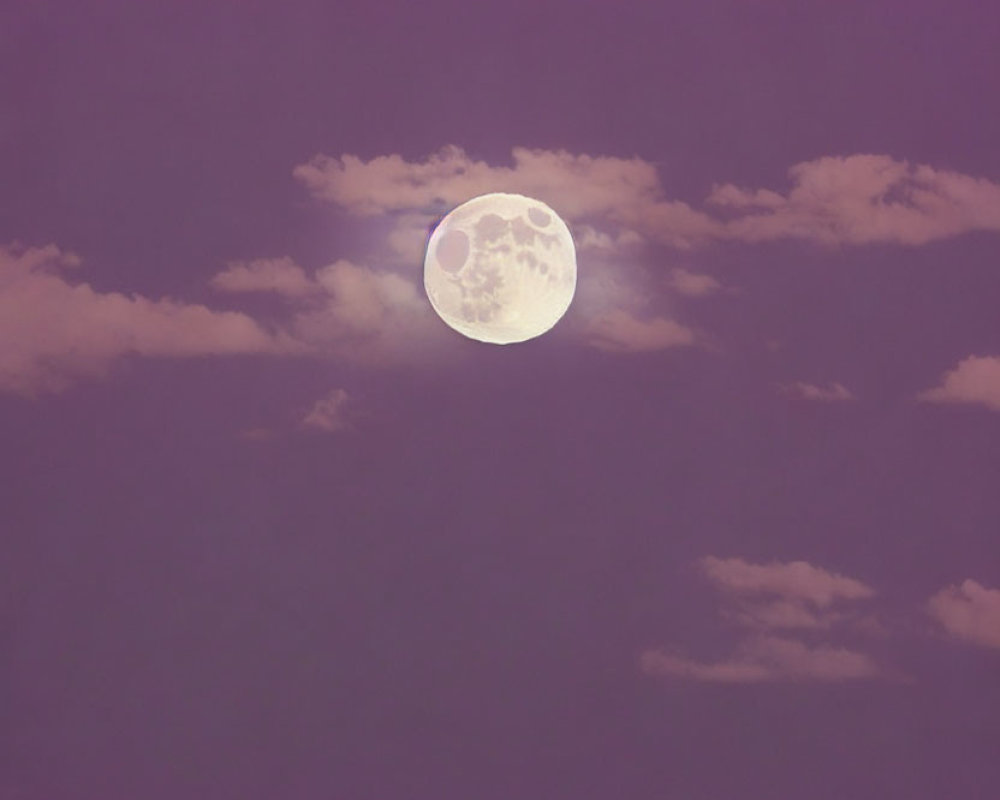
(423, 192, 577, 344)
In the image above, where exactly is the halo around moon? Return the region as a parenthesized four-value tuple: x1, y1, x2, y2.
(423, 192, 577, 344)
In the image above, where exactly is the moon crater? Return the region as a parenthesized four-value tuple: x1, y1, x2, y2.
(435, 229, 470, 273)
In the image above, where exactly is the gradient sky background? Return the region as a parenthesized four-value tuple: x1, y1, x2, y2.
(3, 1, 1000, 798)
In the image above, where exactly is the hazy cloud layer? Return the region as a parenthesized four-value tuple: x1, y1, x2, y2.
(642, 557, 888, 683)
(918, 356, 1000, 411)
(0, 244, 297, 395)
(927, 580, 1000, 649)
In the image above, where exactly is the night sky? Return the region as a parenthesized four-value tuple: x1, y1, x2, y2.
(3, 2, 1000, 798)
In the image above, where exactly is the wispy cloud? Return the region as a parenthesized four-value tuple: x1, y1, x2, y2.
(710, 155, 1000, 246)
(574, 225, 644, 252)
(211, 257, 316, 297)
(212, 256, 451, 365)
(0, 244, 298, 395)
(300, 388, 353, 433)
(700, 556, 875, 607)
(641, 635, 881, 683)
(287, 259, 447, 365)
(781, 381, 855, 402)
(641, 556, 891, 684)
(917, 355, 1000, 411)
(927, 579, 1000, 649)
(667, 268, 723, 297)
(584, 310, 696, 353)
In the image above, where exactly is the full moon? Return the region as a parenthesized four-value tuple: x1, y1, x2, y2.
(423, 192, 577, 344)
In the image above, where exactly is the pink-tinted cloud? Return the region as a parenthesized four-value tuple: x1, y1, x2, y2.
(917, 355, 1000, 411)
(301, 388, 352, 433)
(574, 225, 644, 252)
(210, 256, 451, 365)
(568, 262, 698, 352)
(710, 155, 1000, 245)
(385, 212, 438, 264)
(640, 636, 881, 683)
(211, 257, 316, 297)
(293, 145, 663, 220)
(927, 580, 1000, 649)
(584, 309, 697, 353)
(0, 244, 297, 395)
(700, 556, 875, 607)
(292, 259, 447, 364)
(781, 381, 855, 402)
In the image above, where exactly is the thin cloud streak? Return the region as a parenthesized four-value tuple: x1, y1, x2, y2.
(641, 636, 882, 683)
(643, 556, 892, 684)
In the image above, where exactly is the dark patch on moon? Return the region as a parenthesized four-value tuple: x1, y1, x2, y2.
(528, 207, 551, 227)
(475, 213, 507, 242)
(516, 250, 538, 269)
(511, 216, 535, 245)
(436, 229, 470, 273)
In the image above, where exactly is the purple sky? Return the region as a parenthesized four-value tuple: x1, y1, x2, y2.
(3, 1, 1000, 797)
